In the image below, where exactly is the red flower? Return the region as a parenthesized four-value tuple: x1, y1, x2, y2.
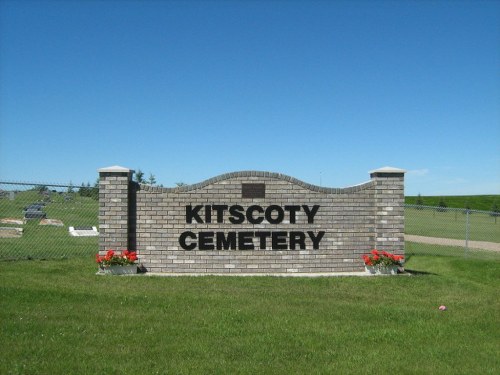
(373, 255, 380, 261)
(370, 249, 379, 255)
(381, 251, 389, 257)
(96, 249, 138, 268)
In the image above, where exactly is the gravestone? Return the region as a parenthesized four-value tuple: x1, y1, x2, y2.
(39, 219, 64, 227)
(0, 218, 26, 225)
(23, 203, 47, 219)
(24, 204, 44, 210)
(24, 211, 47, 219)
(0, 227, 23, 238)
(69, 226, 99, 237)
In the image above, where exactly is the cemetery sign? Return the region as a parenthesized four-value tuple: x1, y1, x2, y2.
(98, 166, 405, 274)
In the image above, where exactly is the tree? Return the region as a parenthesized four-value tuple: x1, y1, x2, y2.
(79, 182, 97, 199)
(491, 202, 500, 222)
(437, 197, 447, 212)
(175, 182, 187, 187)
(147, 173, 157, 186)
(79, 183, 88, 197)
(464, 200, 472, 211)
(90, 179, 99, 200)
(415, 194, 424, 210)
(134, 169, 145, 184)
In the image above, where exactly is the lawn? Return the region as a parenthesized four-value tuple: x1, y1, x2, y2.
(0, 190, 98, 259)
(405, 194, 499, 211)
(1, 247, 498, 374)
(405, 241, 500, 260)
(405, 207, 500, 242)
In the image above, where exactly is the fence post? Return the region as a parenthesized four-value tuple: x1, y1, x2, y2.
(98, 166, 134, 254)
(370, 167, 406, 255)
(465, 209, 470, 256)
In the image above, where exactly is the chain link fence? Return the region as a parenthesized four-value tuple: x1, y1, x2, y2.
(404, 204, 500, 258)
(0, 181, 99, 260)
(1, 181, 499, 260)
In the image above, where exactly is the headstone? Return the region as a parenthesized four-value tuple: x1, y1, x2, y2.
(39, 219, 64, 227)
(24, 211, 47, 219)
(74, 226, 94, 230)
(9, 191, 15, 201)
(24, 204, 43, 211)
(0, 227, 23, 238)
(41, 191, 51, 202)
(69, 226, 99, 237)
(0, 218, 26, 225)
(23, 203, 47, 219)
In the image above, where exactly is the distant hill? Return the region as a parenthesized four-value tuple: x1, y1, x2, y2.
(405, 195, 499, 211)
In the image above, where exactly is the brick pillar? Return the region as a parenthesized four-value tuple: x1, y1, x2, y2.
(370, 167, 406, 255)
(98, 166, 134, 254)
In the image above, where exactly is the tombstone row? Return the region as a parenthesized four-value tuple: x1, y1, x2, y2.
(23, 203, 47, 219)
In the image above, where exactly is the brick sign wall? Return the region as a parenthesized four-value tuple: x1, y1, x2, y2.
(99, 166, 405, 274)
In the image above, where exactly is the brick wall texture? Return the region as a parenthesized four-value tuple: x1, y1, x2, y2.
(99, 170, 405, 274)
(98, 171, 132, 252)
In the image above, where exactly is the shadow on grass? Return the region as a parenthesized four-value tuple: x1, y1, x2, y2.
(404, 268, 438, 276)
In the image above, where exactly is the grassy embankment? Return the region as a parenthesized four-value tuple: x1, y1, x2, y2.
(405, 195, 499, 211)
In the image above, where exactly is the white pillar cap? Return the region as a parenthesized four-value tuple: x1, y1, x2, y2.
(369, 166, 406, 174)
(98, 165, 134, 173)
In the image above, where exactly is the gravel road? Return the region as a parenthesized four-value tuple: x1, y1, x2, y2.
(405, 234, 500, 252)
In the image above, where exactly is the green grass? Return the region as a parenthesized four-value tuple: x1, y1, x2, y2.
(1, 248, 499, 374)
(405, 195, 500, 211)
(405, 241, 500, 261)
(405, 207, 500, 242)
(0, 191, 98, 259)
(0, 190, 98, 223)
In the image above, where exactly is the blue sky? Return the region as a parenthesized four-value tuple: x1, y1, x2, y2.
(0, 0, 498, 196)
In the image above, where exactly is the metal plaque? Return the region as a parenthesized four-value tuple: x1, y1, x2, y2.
(242, 183, 265, 199)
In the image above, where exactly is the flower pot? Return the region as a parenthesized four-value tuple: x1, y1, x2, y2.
(377, 265, 399, 275)
(364, 265, 376, 274)
(101, 265, 137, 275)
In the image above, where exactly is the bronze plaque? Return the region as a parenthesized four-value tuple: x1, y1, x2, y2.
(242, 183, 265, 199)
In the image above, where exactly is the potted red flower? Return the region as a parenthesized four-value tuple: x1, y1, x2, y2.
(362, 249, 404, 275)
(96, 249, 138, 275)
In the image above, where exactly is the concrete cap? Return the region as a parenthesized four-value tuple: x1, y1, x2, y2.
(98, 165, 134, 173)
(369, 166, 406, 174)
